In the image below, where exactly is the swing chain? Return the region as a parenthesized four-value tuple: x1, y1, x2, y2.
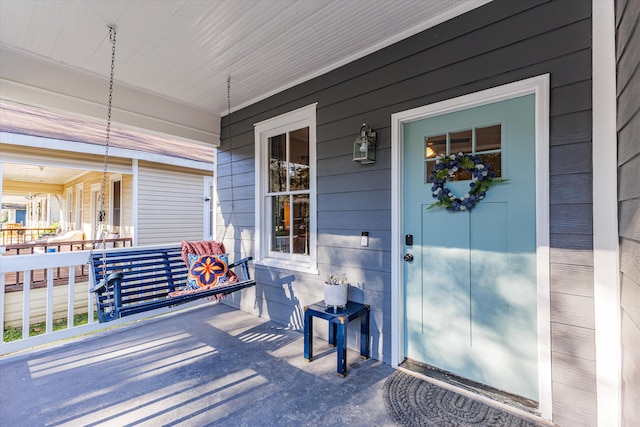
(99, 25, 116, 234)
(221, 76, 248, 258)
(89, 25, 117, 315)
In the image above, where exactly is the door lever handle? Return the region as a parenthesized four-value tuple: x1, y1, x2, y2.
(404, 253, 414, 262)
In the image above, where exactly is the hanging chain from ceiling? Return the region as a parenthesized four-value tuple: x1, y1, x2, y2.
(221, 76, 247, 258)
(89, 25, 117, 287)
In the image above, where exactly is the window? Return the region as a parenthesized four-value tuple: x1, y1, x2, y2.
(425, 124, 502, 182)
(90, 184, 101, 239)
(255, 103, 317, 273)
(76, 184, 83, 230)
(66, 188, 73, 230)
(110, 177, 122, 234)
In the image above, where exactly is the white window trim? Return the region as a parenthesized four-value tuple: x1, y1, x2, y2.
(204, 175, 214, 240)
(254, 103, 318, 274)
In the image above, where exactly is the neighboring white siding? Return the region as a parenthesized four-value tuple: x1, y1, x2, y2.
(137, 161, 211, 245)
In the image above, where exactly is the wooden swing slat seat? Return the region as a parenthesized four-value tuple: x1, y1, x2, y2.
(90, 246, 255, 323)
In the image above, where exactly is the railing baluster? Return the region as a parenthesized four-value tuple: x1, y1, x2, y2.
(22, 271, 31, 340)
(46, 268, 54, 333)
(88, 265, 96, 325)
(0, 267, 5, 339)
(68, 266, 75, 329)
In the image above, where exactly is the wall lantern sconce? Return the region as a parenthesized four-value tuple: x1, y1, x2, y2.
(352, 123, 376, 164)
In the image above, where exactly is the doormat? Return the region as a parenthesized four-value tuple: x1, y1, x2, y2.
(383, 371, 548, 427)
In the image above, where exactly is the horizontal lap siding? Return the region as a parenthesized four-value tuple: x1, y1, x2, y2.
(137, 162, 210, 245)
(220, 1, 594, 422)
(216, 135, 256, 263)
(616, 0, 640, 425)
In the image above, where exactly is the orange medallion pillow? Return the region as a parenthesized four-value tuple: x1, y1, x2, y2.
(185, 253, 229, 290)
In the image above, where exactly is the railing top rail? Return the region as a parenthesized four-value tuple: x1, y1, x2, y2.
(0, 242, 177, 273)
(1, 250, 93, 272)
(0, 227, 57, 231)
(4, 237, 133, 250)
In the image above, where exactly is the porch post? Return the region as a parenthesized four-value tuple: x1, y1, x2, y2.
(592, 1, 621, 426)
(132, 159, 139, 246)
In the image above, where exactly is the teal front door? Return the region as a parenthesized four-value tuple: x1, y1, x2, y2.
(403, 94, 538, 400)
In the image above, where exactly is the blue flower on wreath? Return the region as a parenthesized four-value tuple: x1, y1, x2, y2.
(428, 152, 507, 212)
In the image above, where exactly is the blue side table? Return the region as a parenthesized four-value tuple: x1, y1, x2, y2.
(303, 301, 370, 377)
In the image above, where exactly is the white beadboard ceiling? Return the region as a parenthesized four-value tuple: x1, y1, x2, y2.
(0, 0, 490, 144)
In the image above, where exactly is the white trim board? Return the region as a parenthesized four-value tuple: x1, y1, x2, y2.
(390, 74, 551, 420)
(1, 132, 213, 172)
(1, 46, 221, 148)
(592, 1, 621, 426)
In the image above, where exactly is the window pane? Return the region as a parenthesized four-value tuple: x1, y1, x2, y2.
(478, 152, 502, 178)
(270, 195, 290, 253)
(289, 128, 309, 191)
(476, 125, 501, 152)
(292, 194, 309, 255)
(425, 134, 446, 183)
(67, 191, 73, 226)
(425, 134, 446, 159)
(112, 181, 121, 229)
(77, 189, 83, 228)
(449, 130, 472, 181)
(450, 129, 472, 154)
(452, 168, 472, 181)
(269, 134, 287, 192)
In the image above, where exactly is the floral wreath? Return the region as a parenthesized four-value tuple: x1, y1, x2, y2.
(429, 152, 507, 212)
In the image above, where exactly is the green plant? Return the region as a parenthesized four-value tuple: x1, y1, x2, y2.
(3, 312, 93, 342)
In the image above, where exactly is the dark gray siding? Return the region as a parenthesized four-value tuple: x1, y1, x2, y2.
(616, 0, 640, 425)
(218, 0, 594, 424)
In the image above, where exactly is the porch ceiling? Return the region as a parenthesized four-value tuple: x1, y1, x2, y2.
(0, 0, 489, 144)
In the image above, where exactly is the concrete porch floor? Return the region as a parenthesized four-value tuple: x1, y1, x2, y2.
(0, 303, 397, 426)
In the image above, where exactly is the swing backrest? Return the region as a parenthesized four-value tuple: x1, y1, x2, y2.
(90, 243, 254, 322)
(91, 246, 188, 321)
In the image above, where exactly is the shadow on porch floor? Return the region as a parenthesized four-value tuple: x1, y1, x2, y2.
(0, 303, 396, 426)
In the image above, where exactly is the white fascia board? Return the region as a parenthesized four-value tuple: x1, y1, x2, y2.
(1, 132, 213, 172)
(0, 46, 220, 147)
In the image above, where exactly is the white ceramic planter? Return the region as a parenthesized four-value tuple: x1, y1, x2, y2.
(323, 283, 348, 311)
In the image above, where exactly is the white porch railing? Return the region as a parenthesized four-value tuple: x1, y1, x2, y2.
(1, 247, 204, 355)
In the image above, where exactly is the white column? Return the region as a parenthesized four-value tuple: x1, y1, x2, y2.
(132, 159, 139, 246)
(592, 1, 621, 426)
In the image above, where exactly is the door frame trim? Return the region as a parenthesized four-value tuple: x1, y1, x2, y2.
(390, 74, 551, 419)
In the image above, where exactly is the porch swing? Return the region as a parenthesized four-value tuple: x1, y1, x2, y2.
(89, 26, 255, 323)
